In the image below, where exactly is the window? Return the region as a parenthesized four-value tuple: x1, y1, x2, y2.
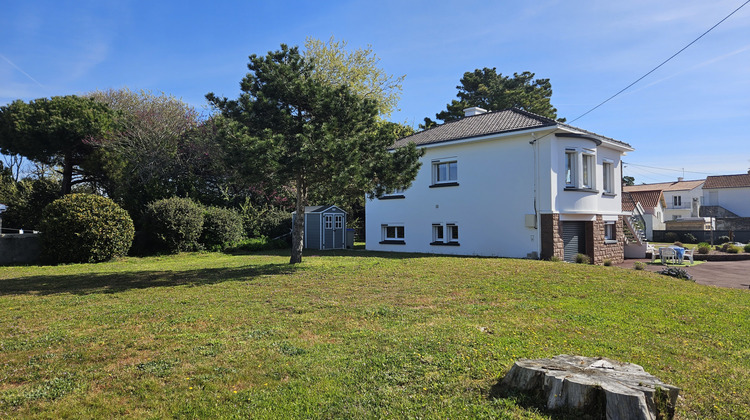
(565, 149, 597, 191)
(324, 215, 333, 229)
(431, 158, 458, 187)
(380, 224, 405, 244)
(334, 215, 343, 229)
(673, 196, 682, 207)
(582, 153, 595, 189)
(604, 221, 616, 242)
(432, 224, 444, 242)
(565, 150, 576, 187)
(447, 224, 459, 242)
(430, 223, 460, 246)
(602, 161, 614, 194)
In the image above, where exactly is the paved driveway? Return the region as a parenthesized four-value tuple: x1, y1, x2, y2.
(618, 259, 750, 290)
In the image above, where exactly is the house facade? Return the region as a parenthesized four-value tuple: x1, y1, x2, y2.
(702, 172, 750, 217)
(365, 108, 633, 264)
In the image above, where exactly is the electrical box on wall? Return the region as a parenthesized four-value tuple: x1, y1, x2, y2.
(525, 214, 537, 229)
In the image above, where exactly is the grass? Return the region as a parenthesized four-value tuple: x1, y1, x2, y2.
(649, 259, 705, 267)
(1, 250, 749, 419)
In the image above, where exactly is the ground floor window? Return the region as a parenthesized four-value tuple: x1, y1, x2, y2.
(431, 223, 460, 246)
(604, 221, 616, 243)
(380, 224, 405, 244)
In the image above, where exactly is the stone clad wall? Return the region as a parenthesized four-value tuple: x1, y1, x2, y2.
(592, 215, 624, 265)
(540, 214, 563, 260)
(541, 213, 624, 264)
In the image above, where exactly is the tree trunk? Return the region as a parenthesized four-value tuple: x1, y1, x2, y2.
(60, 151, 74, 195)
(497, 355, 679, 420)
(290, 178, 306, 264)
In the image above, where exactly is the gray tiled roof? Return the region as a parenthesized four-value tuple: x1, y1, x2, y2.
(392, 108, 632, 149)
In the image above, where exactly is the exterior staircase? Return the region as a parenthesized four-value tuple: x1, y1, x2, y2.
(623, 193, 649, 258)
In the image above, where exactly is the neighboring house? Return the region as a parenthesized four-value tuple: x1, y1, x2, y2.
(624, 179, 705, 221)
(365, 107, 634, 264)
(622, 190, 666, 240)
(702, 172, 750, 217)
(292, 205, 347, 250)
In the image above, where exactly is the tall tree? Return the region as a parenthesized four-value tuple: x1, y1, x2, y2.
(207, 45, 422, 264)
(304, 36, 405, 117)
(425, 68, 563, 126)
(0, 96, 115, 195)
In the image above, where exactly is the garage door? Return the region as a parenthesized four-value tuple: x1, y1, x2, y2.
(562, 221, 586, 262)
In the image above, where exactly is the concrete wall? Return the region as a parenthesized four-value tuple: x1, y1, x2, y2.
(0, 233, 41, 265)
(703, 187, 750, 217)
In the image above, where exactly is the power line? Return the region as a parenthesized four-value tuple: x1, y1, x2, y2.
(569, 0, 750, 124)
(623, 161, 715, 175)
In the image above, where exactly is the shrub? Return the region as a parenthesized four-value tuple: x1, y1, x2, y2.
(40, 193, 134, 264)
(673, 241, 684, 248)
(725, 245, 740, 254)
(718, 235, 731, 244)
(575, 253, 590, 264)
(633, 262, 646, 270)
(720, 242, 733, 252)
(143, 197, 204, 253)
(548, 256, 561, 262)
(224, 236, 289, 253)
(664, 232, 679, 243)
(200, 206, 245, 251)
(697, 242, 711, 254)
(681, 233, 698, 244)
(602, 259, 612, 267)
(658, 267, 693, 281)
(745, 244, 750, 253)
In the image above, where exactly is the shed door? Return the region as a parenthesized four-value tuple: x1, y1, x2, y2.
(562, 222, 586, 262)
(322, 215, 333, 249)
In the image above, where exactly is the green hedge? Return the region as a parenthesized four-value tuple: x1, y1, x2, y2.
(200, 206, 245, 251)
(143, 197, 204, 253)
(40, 193, 134, 263)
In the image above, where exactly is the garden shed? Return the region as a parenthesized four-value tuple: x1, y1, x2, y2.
(292, 205, 348, 250)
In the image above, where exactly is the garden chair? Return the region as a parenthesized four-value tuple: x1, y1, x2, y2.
(682, 248, 694, 265)
(659, 247, 677, 265)
(647, 244, 656, 262)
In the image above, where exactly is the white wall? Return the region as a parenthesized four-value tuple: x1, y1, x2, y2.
(366, 128, 629, 258)
(663, 187, 703, 220)
(704, 187, 750, 217)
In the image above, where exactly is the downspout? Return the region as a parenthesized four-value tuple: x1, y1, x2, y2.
(530, 132, 540, 258)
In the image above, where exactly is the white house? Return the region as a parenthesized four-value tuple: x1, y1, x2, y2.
(365, 107, 634, 264)
(702, 172, 750, 217)
(622, 190, 666, 240)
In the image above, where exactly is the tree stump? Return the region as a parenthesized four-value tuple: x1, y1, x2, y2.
(498, 355, 679, 420)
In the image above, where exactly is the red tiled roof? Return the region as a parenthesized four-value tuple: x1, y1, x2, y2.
(622, 190, 664, 211)
(703, 174, 750, 189)
(623, 179, 704, 193)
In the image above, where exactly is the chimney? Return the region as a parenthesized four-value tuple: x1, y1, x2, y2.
(677, 177, 683, 182)
(464, 107, 488, 117)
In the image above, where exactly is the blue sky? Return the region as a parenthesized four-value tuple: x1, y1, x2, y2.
(2, 0, 749, 184)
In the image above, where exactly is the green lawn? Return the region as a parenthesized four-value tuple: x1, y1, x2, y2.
(1, 250, 748, 419)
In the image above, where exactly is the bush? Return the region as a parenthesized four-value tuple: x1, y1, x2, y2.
(40, 193, 134, 264)
(658, 267, 693, 281)
(720, 242, 733, 252)
(143, 197, 204, 253)
(224, 237, 289, 253)
(200, 206, 245, 251)
(697, 242, 711, 254)
(575, 253, 590, 264)
(718, 235, 731, 244)
(633, 262, 646, 270)
(681, 233, 698, 244)
(744, 244, 750, 253)
(725, 245, 740, 254)
(602, 259, 612, 267)
(673, 241, 684, 248)
(548, 256, 561, 262)
(664, 232, 679, 243)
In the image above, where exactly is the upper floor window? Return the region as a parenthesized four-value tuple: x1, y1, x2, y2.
(673, 196, 682, 207)
(565, 150, 576, 187)
(602, 161, 614, 194)
(431, 158, 458, 187)
(582, 153, 595, 189)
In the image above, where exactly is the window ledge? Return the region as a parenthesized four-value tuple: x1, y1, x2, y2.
(602, 192, 617, 197)
(429, 182, 459, 188)
(564, 187, 599, 194)
(604, 240, 618, 245)
(380, 240, 405, 245)
(430, 241, 460, 246)
(378, 195, 405, 200)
